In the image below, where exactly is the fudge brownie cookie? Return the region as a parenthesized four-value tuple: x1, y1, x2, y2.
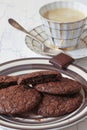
(0, 85, 41, 115)
(0, 75, 18, 89)
(35, 77, 82, 95)
(38, 93, 82, 117)
(18, 71, 62, 88)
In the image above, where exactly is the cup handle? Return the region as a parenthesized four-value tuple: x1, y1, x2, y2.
(80, 26, 87, 39)
(82, 23, 87, 33)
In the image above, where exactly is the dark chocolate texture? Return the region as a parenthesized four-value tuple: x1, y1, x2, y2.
(18, 71, 62, 88)
(0, 76, 18, 89)
(49, 53, 74, 68)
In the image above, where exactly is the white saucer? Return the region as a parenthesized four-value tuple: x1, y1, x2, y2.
(25, 25, 87, 59)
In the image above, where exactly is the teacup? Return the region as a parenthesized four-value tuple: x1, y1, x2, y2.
(39, 1, 87, 50)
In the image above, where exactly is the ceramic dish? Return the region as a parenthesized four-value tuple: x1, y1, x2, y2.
(0, 58, 87, 130)
(25, 25, 87, 59)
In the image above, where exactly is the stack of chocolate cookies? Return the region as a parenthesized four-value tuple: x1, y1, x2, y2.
(0, 70, 83, 117)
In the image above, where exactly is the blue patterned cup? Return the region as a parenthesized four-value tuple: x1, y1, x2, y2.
(39, 1, 87, 50)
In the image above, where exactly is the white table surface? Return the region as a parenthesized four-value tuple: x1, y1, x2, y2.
(0, 0, 87, 130)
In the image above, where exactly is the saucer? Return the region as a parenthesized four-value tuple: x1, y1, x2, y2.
(25, 25, 87, 59)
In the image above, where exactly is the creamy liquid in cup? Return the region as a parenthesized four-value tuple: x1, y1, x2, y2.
(44, 8, 86, 22)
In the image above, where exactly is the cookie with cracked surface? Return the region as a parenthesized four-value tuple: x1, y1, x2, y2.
(0, 75, 18, 89)
(18, 70, 62, 88)
(37, 93, 82, 117)
(35, 77, 82, 95)
(0, 85, 41, 115)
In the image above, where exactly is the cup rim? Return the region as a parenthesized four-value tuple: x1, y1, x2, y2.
(39, 1, 87, 24)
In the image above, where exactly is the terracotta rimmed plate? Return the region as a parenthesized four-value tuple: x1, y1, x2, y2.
(0, 58, 87, 130)
(25, 25, 87, 59)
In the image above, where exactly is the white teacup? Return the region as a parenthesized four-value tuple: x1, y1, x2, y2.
(39, 1, 87, 50)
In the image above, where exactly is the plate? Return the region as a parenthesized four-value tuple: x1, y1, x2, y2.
(25, 25, 87, 59)
(0, 58, 87, 130)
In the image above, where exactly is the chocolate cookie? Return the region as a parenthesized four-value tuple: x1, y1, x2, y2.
(0, 75, 18, 89)
(35, 77, 82, 95)
(0, 85, 41, 115)
(18, 71, 62, 88)
(37, 94, 82, 117)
